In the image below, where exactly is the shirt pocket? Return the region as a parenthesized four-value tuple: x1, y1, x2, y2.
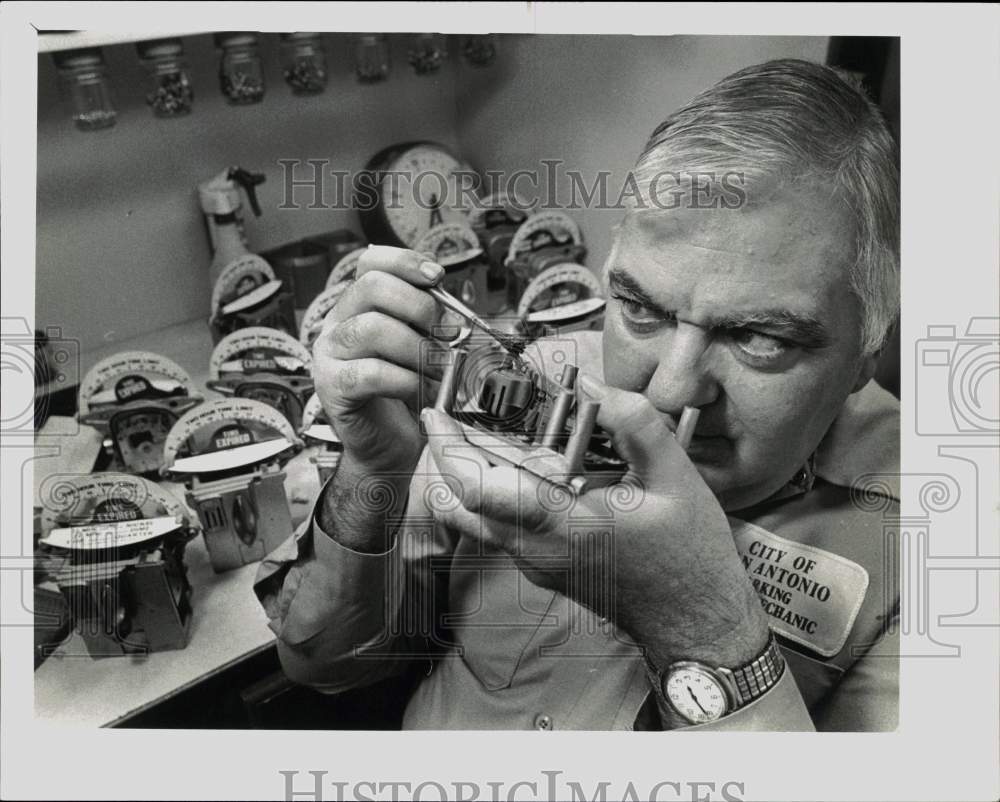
(445, 541, 557, 691)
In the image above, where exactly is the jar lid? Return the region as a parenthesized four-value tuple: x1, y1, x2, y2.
(215, 32, 260, 48)
(54, 47, 104, 70)
(137, 38, 184, 60)
(280, 32, 323, 43)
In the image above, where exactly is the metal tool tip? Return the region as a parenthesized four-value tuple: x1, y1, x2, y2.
(493, 331, 527, 356)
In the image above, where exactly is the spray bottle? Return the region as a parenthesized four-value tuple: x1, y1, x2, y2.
(198, 167, 266, 287)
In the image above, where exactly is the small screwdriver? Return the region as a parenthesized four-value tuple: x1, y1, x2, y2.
(427, 284, 527, 356)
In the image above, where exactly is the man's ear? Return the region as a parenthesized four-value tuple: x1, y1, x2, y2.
(851, 352, 879, 394)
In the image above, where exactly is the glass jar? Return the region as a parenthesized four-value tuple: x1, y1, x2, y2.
(54, 48, 117, 131)
(216, 32, 265, 104)
(137, 38, 194, 117)
(462, 34, 497, 67)
(407, 33, 447, 75)
(280, 33, 328, 95)
(354, 34, 389, 83)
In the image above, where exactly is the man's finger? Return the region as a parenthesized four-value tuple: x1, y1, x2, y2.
(325, 311, 447, 381)
(356, 245, 445, 288)
(351, 247, 469, 341)
(325, 270, 440, 334)
(420, 408, 534, 526)
(420, 408, 492, 514)
(316, 358, 423, 415)
(577, 373, 685, 481)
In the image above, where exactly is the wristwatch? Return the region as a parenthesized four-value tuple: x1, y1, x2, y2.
(644, 632, 785, 725)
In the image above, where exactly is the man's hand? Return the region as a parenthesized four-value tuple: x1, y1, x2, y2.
(311, 246, 459, 551)
(313, 245, 456, 473)
(420, 375, 771, 670)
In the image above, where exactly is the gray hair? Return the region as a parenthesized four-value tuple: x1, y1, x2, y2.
(632, 58, 900, 355)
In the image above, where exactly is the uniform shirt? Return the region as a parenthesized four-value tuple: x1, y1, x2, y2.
(254, 331, 900, 731)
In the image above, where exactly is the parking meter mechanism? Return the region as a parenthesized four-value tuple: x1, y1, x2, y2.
(162, 398, 302, 573)
(208, 256, 297, 344)
(36, 475, 196, 659)
(78, 351, 203, 477)
(433, 341, 627, 495)
(207, 327, 313, 430)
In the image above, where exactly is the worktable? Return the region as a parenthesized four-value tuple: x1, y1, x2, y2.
(32, 316, 317, 727)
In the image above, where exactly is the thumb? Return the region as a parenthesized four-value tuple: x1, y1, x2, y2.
(420, 407, 491, 491)
(577, 373, 684, 481)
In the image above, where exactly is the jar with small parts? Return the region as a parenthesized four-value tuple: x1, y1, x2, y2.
(462, 34, 497, 67)
(54, 48, 117, 131)
(217, 32, 265, 105)
(138, 39, 194, 118)
(280, 33, 328, 95)
(354, 34, 390, 83)
(407, 33, 447, 76)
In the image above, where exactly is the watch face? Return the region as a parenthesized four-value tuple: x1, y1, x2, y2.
(664, 666, 728, 723)
(382, 145, 472, 247)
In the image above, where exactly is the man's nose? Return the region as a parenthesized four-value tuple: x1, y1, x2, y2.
(645, 323, 720, 413)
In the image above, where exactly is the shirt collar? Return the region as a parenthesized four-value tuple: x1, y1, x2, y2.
(770, 379, 901, 504)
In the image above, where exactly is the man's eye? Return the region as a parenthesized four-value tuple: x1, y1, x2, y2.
(731, 329, 788, 361)
(611, 293, 663, 326)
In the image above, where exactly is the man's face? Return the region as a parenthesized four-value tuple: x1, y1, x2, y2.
(602, 186, 874, 511)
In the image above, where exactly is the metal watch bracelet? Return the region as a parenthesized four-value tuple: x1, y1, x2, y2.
(645, 631, 786, 719)
(714, 631, 786, 709)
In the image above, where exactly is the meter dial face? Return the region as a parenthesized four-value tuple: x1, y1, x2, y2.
(380, 145, 473, 247)
(467, 190, 536, 231)
(112, 409, 174, 475)
(526, 296, 606, 324)
(517, 263, 603, 318)
(414, 221, 483, 266)
(506, 211, 582, 264)
(163, 397, 301, 474)
(300, 281, 353, 347)
(326, 248, 366, 288)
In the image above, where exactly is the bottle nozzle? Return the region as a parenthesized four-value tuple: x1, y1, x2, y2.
(228, 167, 266, 217)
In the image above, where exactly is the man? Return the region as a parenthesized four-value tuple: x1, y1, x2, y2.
(254, 58, 900, 731)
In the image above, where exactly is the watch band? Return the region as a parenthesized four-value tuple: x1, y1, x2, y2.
(714, 631, 786, 709)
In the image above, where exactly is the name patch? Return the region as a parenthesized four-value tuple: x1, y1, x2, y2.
(732, 519, 869, 657)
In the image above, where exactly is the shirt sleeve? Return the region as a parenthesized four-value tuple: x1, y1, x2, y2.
(812, 617, 900, 732)
(678, 663, 816, 731)
(253, 448, 457, 694)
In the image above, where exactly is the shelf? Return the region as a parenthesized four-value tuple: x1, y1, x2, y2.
(37, 30, 214, 54)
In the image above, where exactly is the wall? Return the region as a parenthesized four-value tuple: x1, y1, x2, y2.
(36, 33, 459, 351)
(36, 33, 828, 352)
(453, 34, 830, 277)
